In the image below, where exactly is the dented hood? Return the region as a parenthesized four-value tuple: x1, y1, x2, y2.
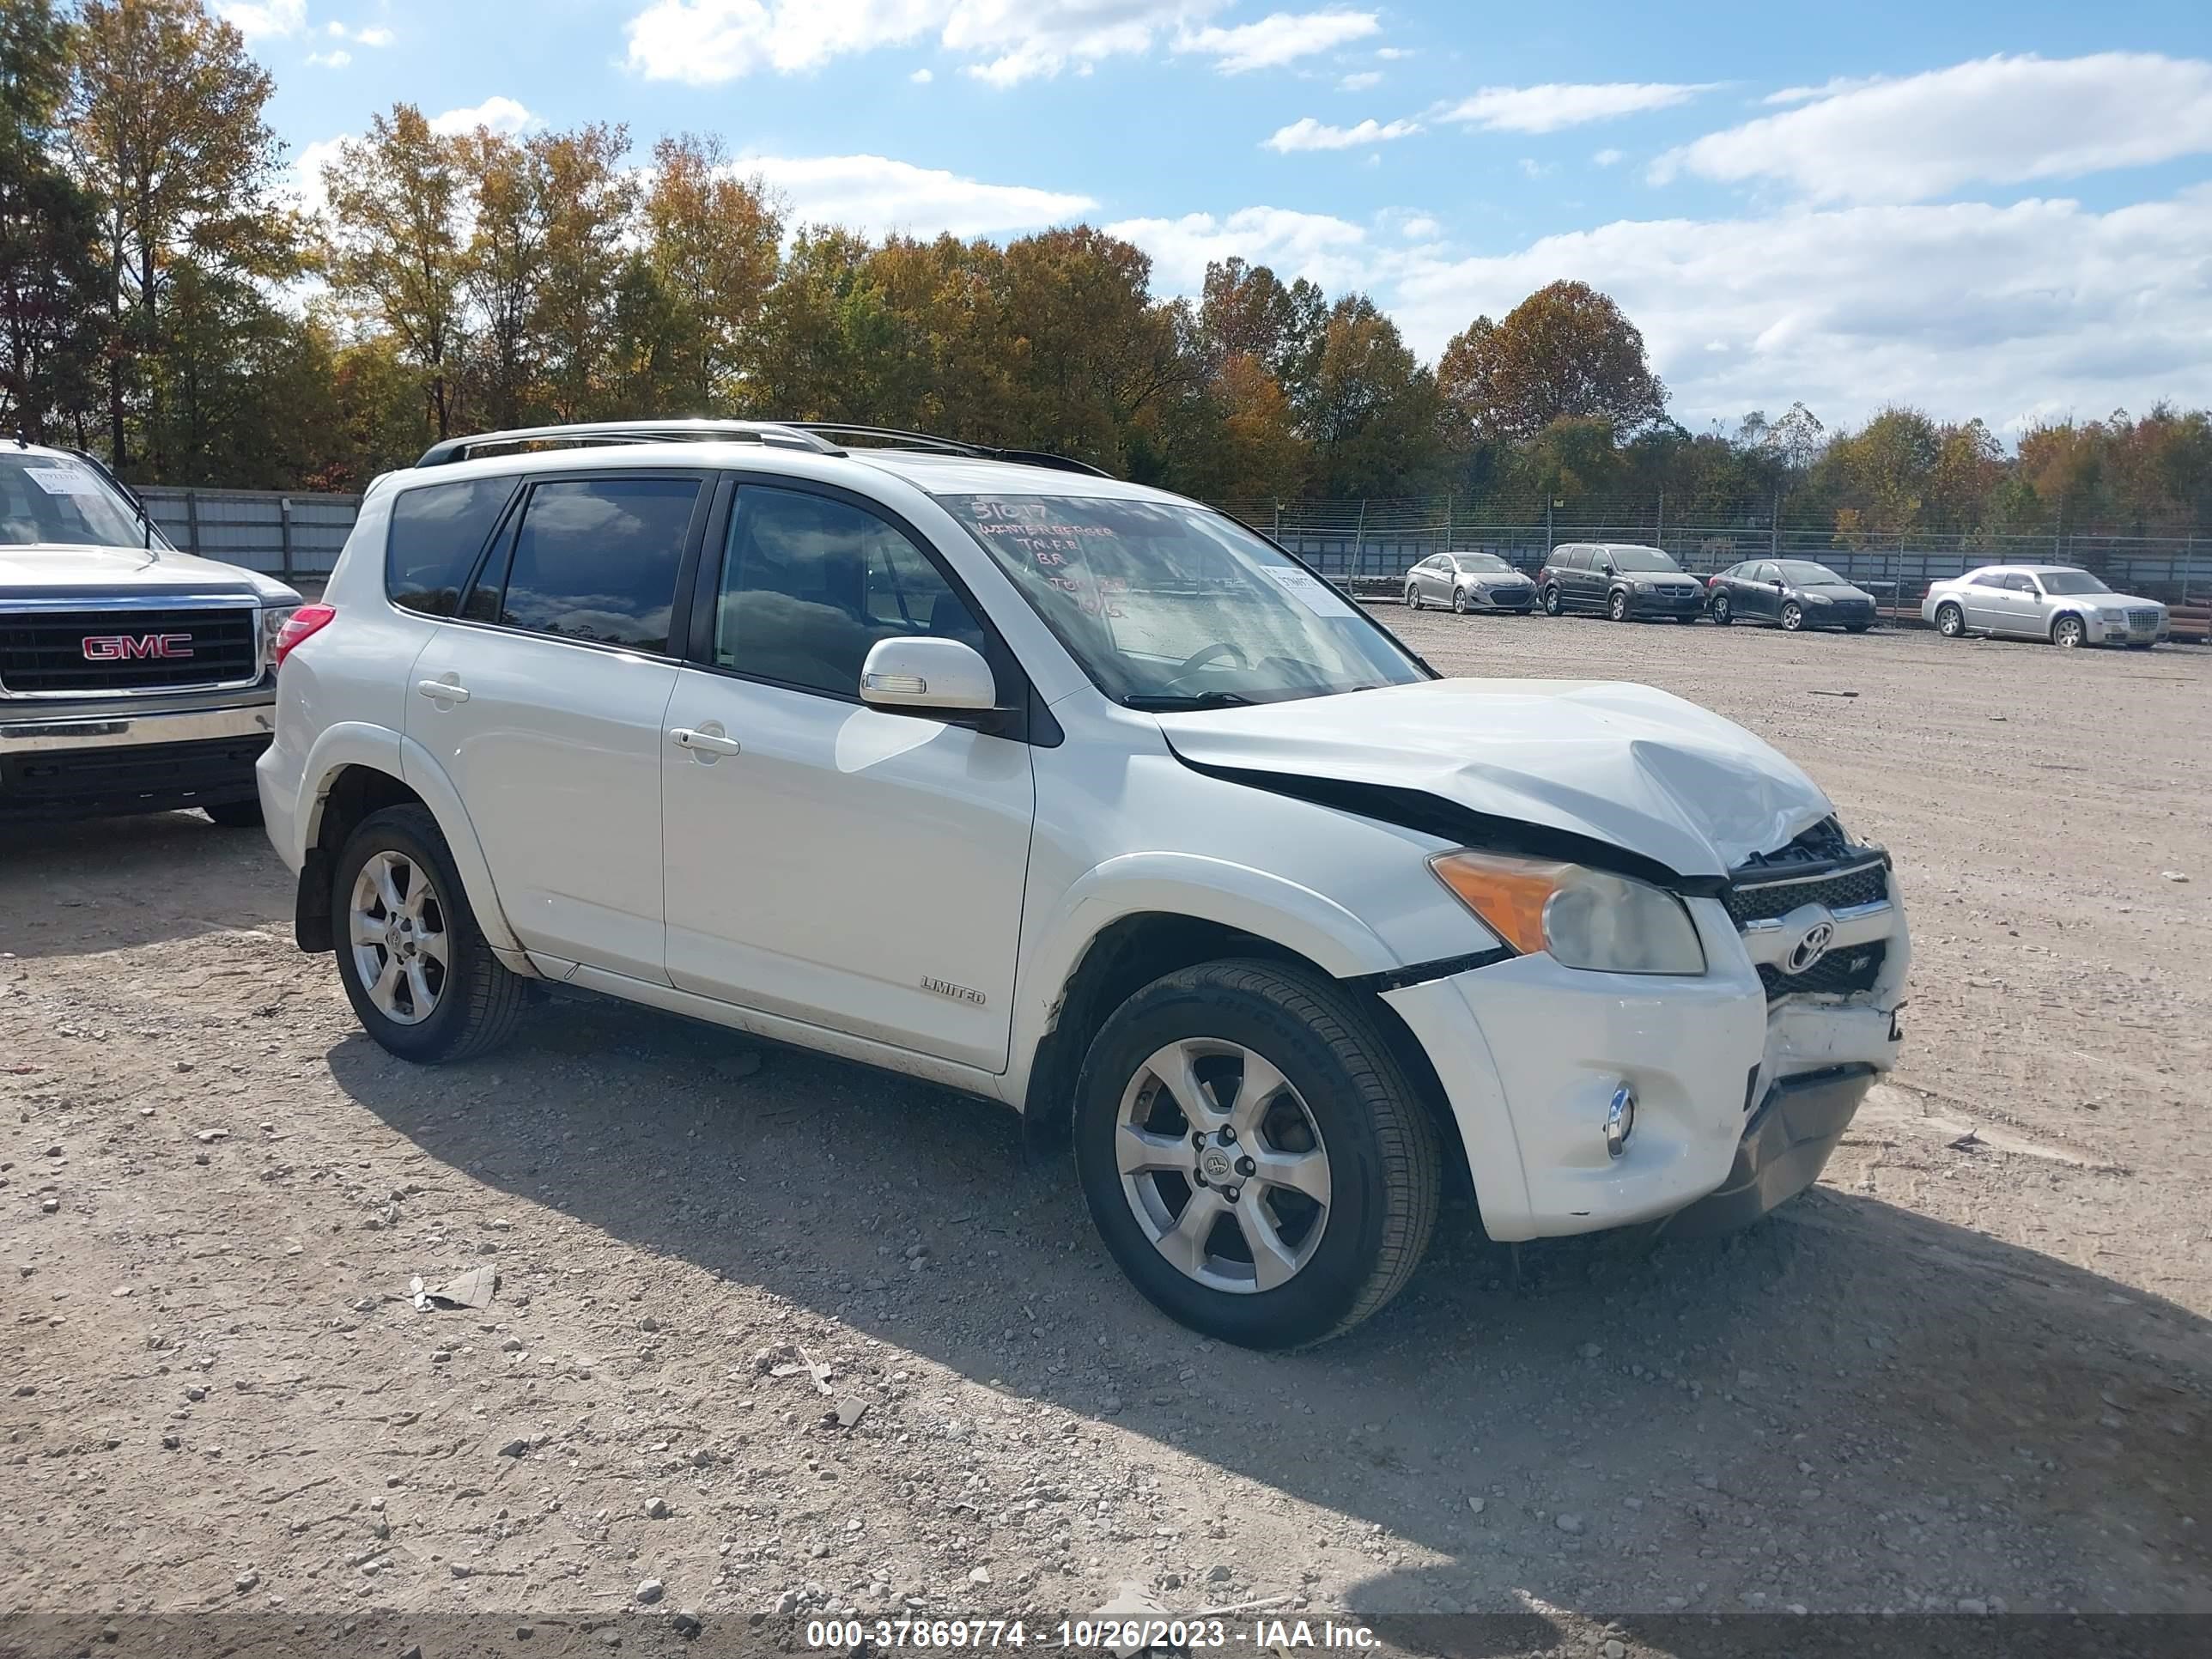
(1155, 678, 1834, 879)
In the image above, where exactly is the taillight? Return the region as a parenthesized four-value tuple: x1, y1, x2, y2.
(273, 603, 337, 668)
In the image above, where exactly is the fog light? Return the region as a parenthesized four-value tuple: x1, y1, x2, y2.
(1604, 1083, 1637, 1160)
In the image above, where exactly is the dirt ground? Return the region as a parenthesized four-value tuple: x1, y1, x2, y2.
(3, 614, 2209, 1656)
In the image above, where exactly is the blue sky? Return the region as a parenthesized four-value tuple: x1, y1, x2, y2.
(228, 1, 2212, 435)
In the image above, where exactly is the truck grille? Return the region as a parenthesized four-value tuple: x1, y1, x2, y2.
(1759, 940, 1887, 1001)
(1723, 859, 1888, 928)
(0, 606, 258, 695)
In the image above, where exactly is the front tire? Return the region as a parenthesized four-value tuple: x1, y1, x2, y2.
(1541, 586, 1563, 616)
(2052, 615, 2085, 648)
(1453, 586, 1472, 614)
(1607, 589, 1630, 623)
(1780, 600, 1804, 632)
(1936, 602, 1965, 638)
(332, 804, 529, 1064)
(1073, 959, 1441, 1349)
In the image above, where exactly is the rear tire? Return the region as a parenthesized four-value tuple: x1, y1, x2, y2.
(332, 804, 529, 1065)
(1936, 602, 1965, 638)
(1541, 586, 1563, 617)
(204, 798, 264, 829)
(1073, 959, 1441, 1349)
(1404, 586, 1421, 611)
(1846, 622, 1871, 634)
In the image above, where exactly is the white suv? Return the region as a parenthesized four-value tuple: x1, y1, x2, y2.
(259, 421, 1910, 1348)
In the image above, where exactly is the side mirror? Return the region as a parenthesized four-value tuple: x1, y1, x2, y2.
(1773, 579, 1787, 590)
(859, 636, 997, 714)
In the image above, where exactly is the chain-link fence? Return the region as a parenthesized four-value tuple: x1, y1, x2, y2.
(1211, 494, 2212, 605)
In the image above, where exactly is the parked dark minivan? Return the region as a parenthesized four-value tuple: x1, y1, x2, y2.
(1538, 543, 1705, 622)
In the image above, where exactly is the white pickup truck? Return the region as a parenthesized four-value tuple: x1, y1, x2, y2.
(0, 441, 301, 824)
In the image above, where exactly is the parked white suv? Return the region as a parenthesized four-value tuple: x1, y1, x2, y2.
(259, 421, 1910, 1347)
(2, 442, 301, 823)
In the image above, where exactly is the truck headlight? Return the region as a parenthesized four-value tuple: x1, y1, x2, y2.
(259, 604, 301, 668)
(1430, 850, 1706, 975)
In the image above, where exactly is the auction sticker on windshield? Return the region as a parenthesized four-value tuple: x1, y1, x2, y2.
(1260, 564, 1358, 618)
(23, 465, 106, 497)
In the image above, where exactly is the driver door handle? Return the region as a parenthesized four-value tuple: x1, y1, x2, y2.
(670, 726, 742, 757)
(416, 678, 470, 702)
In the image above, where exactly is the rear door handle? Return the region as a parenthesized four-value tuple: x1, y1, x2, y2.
(416, 678, 470, 703)
(670, 726, 742, 757)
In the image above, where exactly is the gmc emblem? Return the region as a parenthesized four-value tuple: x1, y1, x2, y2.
(82, 633, 194, 661)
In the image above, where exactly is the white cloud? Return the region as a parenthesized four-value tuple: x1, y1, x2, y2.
(1657, 52, 2212, 204)
(1106, 205, 1381, 295)
(1517, 158, 1552, 179)
(1384, 187, 2212, 429)
(910, 67, 933, 83)
(743, 153, 1093, 238)
(428, 97, 538, 137)
(355, 25, 395, 46)
(1263, 116, 1420, 152)
(289, 135, 349, 220)
(306, 48, 351, 67)
(1399, 215, 1440, 240)
(1592, 147, 1624, 167)
(1375, 46, 1409, 60)
(216, 0, 306, 38)
(624, 2, 1373, 87)
(1440, 81, 1711, 134)
(1338, 70, 1381, 91)
(1176, 9, 1379, 74)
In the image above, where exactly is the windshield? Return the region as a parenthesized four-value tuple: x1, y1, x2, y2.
(2037, 570, 2112, 595)
(1455, 552, 1513, 574)
(1777, 562, 1847, 585)
(0, 453, 157, 550)
(1607, 548, 1679, 573)
(939, 493, 1428, 708)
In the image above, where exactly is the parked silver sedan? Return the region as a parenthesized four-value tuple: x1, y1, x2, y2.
(1403, 550, 1538, 613)
(1922, 564, 2171, 648)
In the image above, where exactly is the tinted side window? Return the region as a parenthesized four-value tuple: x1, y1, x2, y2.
(716, 486, 984, 698)
(386, 477, 515, 617)
(1971, 571, 2009, 587)
(2008, 574, 2038, 592)
(497, 477, 699, 652)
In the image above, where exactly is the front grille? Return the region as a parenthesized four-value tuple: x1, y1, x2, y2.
(2127, 608, 2160, 629)
(0, 607, 258, 694)
(1759, 940, 1887, 1002)
(1723, 859, 1888, 927)
(0, 734, 269, 813)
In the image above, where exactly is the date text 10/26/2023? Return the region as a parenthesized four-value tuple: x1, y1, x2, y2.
(804, 1619, 1382, 1650)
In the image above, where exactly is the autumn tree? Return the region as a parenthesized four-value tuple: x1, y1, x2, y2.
(530, 123, 635, 421)
(454, 127, 544, 430)
(1303, 295, 1442, 497)
(68, 0, 290, 471)
(637, 133, 781, 412)
(1000, 227, 1186, 469)
(0, 0, 105, 443)
(1438, 280, 1667, 444)
(323, 106, 466, 439)
(1198, 257, 1325, 401)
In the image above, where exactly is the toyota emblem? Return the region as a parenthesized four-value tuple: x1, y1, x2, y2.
(1784, 915, 1837, 975)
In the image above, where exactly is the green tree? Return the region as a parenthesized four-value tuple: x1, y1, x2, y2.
(1304, 295, 1441, 498)
(0, 0, 106, 443)
(68, 0, 290, 471)
(454, 126, 544, 430)
(1437, 279, 1667, 443)
(640, 132, 781, 412)
(530, 122, 635, 421)
(322, 105, 466, 438)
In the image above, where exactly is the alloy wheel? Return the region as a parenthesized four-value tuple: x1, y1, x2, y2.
(348, 850, 450, 1026)
(1782, 601, 1803, 631)
(1608, 592, 1628, 622)
(2054, 616, 2084, 648)
(1115, 1038, 1332, 1294)
(1937, 604, 1964, 637)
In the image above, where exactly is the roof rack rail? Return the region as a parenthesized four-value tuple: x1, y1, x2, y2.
(414, 420, 846, 468)
(782, 423, 1114, 479)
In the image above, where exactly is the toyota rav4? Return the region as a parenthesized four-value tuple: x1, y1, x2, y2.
(258, 421, 1910, 1348)
(2, 442, 302, 823)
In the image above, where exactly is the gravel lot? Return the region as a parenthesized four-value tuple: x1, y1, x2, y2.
(3, 613, 2209, 1654)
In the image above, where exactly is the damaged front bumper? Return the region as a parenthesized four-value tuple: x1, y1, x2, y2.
(1380, 840, 1907, 1243)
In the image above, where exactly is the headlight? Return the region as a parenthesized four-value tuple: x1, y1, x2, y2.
(1806, 592, 1832, 605)
(259, 604, 300, 667)
(1430, 850, 1706, 975)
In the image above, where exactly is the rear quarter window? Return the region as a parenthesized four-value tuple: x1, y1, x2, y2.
(387, 478, 518, 617)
